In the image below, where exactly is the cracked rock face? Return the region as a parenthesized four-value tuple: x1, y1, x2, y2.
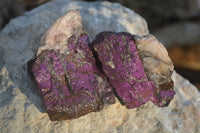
(31, 11, 175, 120)
(0, 0, 199, 132)
(91, 32, 175, 109)
(135, 34, 175, 106)
(31, 11, 115, 121)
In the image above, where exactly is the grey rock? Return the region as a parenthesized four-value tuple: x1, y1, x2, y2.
(0, 0, 199, 133)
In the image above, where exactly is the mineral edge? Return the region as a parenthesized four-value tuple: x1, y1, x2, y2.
(90, 32, 175, 109)
(32, 34, 115, 121)
(31, 11, 175, 121)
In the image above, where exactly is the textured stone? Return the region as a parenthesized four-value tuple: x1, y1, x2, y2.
(0, 0, 199, 133)
(91, 32, 175, 109)
(31, 11, 115, 120)
(37, 10, 84, 55)
(135, 34, 175, 105)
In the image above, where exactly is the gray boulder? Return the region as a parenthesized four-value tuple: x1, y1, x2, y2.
(0, 0, 199, 133)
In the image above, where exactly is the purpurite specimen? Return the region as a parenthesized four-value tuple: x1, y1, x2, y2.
(90, 32, 175, 109)
(32, 34, 115, 121)
(30, 11, 175, 121)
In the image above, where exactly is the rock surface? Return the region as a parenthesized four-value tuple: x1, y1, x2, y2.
(0, 0, 199, 133)
(31, 11, 115, 121)
(134, 34, 175, 105)
(91, 32, 175, 109)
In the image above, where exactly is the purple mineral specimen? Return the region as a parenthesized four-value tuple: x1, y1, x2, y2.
(90, 32, 175, 109)
(32, 34, 115, 121)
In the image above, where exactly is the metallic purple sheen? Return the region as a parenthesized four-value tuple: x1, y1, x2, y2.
(90, 32, 175, 109)
(32, 34, 115, 121)
(31, 31, 175, 120)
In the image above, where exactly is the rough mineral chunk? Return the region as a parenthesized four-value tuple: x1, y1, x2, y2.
(90, 32, 175, 109)
(31, 10, 175, 121)
(134, 34, 175, 107)
(32, 34, 115, 121)
(31, 11, 115, 121)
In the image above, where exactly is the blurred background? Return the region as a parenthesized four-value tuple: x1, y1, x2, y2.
(0, 0, 200, 91)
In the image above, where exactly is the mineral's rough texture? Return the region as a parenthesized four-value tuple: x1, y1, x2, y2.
(134, 34, 175, 106)
(91, 32, 175, 109)
(33, 11, 174, 118)
(37, 10, 84, 55)
(0, 0, 200, 133)
(31, 11, 115, 121)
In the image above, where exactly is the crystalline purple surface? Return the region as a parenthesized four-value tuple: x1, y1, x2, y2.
(32, 34, 115, 121)
(31, 31, 175, 121)
(90, 32, 175, 109)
